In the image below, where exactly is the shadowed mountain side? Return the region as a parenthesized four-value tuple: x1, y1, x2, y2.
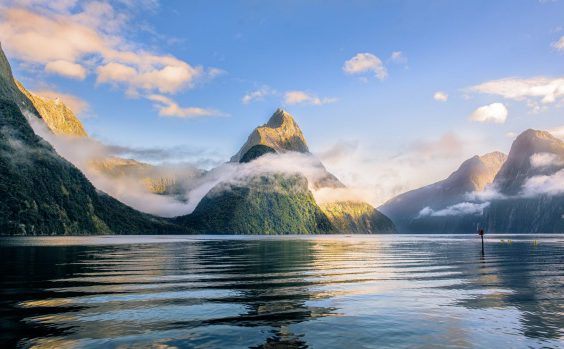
(484, 129, 564, 233)
(380, 152, 507, 233)
(0, 99, 185, 235)
(0, 45, 185, 235)
(493, 129, 563, 195)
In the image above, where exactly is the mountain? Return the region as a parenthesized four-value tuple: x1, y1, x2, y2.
(0, 44, 184, 235)
(492, 129, 563, 195)
(230, 109, 309, 162)
(381, 129, 564, 234)
(13, 76, 181, 197)
(178, 173, 334, 234)
(484, 129, 564, 233)
(379, 151, 507, 233)
(183, 109, 396, 234)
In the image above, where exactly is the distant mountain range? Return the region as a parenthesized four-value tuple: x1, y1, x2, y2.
(380, 130, 564, 233)
(0, 44, 561, 235)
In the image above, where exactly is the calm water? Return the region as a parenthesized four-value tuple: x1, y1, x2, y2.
(0, 235, 562, 349)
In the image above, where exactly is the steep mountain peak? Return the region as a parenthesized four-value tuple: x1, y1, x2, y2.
(230, 109, 309, 162)
(0, 42, 14, 82)
(445, 151, 507, 192)
(494, 128, 564, 194)
(266, 108, 295, 128)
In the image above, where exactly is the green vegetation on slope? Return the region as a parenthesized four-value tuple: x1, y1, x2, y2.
(321, 201, 396, 234)
(178, 174, 334, 234)
(0, 99, 184, 235)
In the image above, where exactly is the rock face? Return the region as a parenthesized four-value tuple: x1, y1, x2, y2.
(185, 109, 396, 234)
(492, 129, 563, 195)
(15, 81, 88, 137)
(0, 45, 184, 235)
(320, 201, 396, 234)
(484, 129, 564, 233)
(231, 108, 309, 162)
(379, 151, 507, 233)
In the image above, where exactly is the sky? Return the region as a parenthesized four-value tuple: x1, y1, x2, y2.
(1, 0, 563, 205)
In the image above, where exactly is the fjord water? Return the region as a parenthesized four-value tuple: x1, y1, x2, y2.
(0, 236, 562, 348)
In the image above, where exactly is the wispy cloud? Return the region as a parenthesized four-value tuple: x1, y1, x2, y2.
(417, 202, 490, 217)
(530, 152, 564, 168)
(284, 90, 337, 106)
(521, 169, 564, 197)
(242, 86, 275, 104)
(146, 94, 226, 118)
(343, 53, 387, 80)
(467, 77, 564, 113)
(551, 35, 564, 51)
(45, 60, 87, 80)
(433, 91, 448, 102)
(469, 103, 508, 124)
(389, 51, 407, 65)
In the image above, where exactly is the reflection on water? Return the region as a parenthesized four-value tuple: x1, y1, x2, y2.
(0, 235, 562, 348)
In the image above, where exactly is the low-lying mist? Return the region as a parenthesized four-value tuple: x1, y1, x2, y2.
(22, 110, 367, 217)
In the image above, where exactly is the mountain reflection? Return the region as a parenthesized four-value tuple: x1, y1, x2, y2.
(0, 235, 562, 348)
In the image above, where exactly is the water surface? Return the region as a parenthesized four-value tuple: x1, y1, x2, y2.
(1, 235, 562, 348)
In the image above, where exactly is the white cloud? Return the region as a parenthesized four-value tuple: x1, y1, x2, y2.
(389, 51, 407, 64)
(0, 3, 214, 95)
(521, 169, 564, 197)
(552, 36, 564, 51)
(417, 202, 490, 217)
(45, 60, 87, 80)
(433, 91, 448, 102)
(284, 90, 337, 106)
(146, 94, 225, 118)
(530, 153, 564, 168)
(469, 103, 508, 124)
(468, 77, 564, 112)
(242, 86, 274, 104)
(343, 53, 387, 80)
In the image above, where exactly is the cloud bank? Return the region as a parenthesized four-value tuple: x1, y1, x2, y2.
(418, 202, 490, 217)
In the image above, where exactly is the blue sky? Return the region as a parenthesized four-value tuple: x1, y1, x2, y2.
(2, 0, 563, 202)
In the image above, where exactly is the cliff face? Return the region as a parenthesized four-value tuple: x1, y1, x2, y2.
(484, 129, 564, 233)
(320, 201, 396, 234)
(230, 109, 310, 162)
(15, 81, 88, 137)
(379, 152, 507, 233)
